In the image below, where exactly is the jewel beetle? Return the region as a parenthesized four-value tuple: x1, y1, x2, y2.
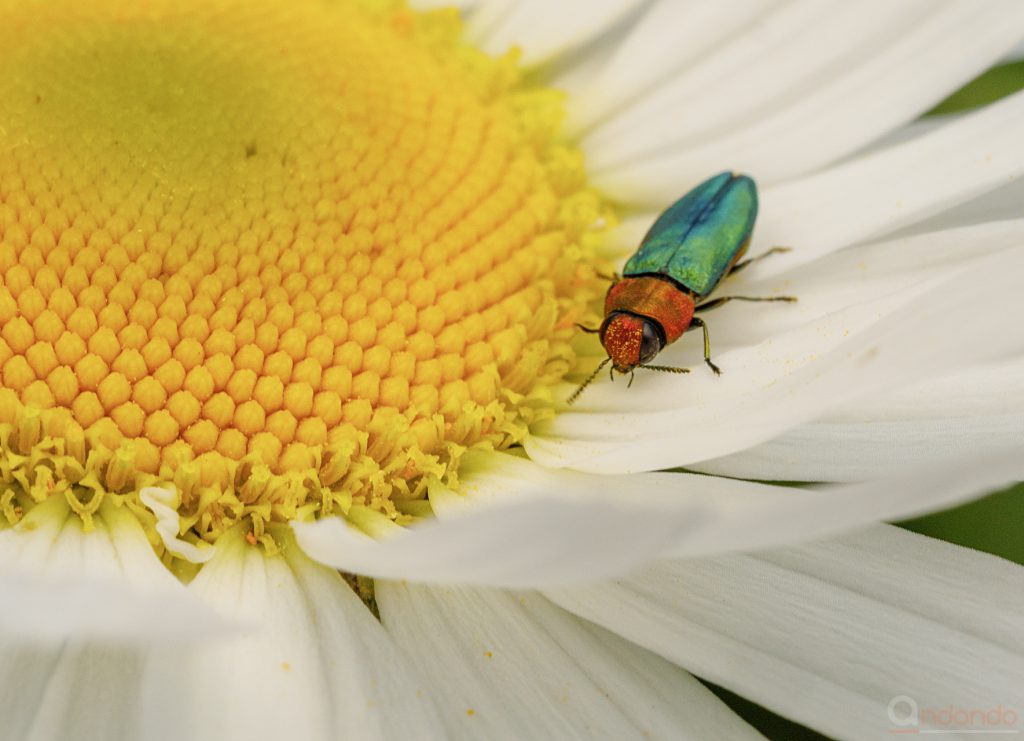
(570, 171, 796, 403)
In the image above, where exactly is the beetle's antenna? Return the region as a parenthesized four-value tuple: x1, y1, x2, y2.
(567, 357, 610, 405)
(639, 364, 690, 374)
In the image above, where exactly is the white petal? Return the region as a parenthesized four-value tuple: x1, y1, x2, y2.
(141, 529, 443, 741)
(748, 89, 1024, 279)
(530, 244, 1024, 471)
(564, 0, 781, 136)
(375, 581, 760, 740)
(467, 0, 645, 67)
(294, 446, 1024, 586)
(1004, 38, 1024, 61)
(898, 173, 1024, 237)
(0, 502, 223, 740)
(545, 525, 1024, 740)
(694, 356, 1024, 481)
(0, 641, 144, 741)
(140, 486, 214, 564)
(0, 496, 227, 644)
(590, 2, 1024, 204)
(585, 0, 929, 167)
(673, 220, 1023, 356)
(409, 0, 478, 9)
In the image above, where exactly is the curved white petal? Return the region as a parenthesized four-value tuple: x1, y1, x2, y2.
(0, 496, 226, 643)
(1004, 38, 1024, 61)
(545, 526, 1024, 740)
(375, 581, 760, 740)
(467, 0, 644, 67)
(294, 445, 1024, 586)
(564, 0, 781, 136)
(901, 175, 1024, 237)
(748, 89, 1024, 278)
(409, 0, 479, 9)
(694, 356, 1024, 481)
(530, 244, 1024, 472)
(0, 501, 225, 741)
(141, 529, 443, 741)
(0, 641, 145, 741)
(585, 0, 930, 167)
(140, 486, 214, 564)
(672, 220, 1023, 357)
(606, 94, 1024, 272)
(591, 2, 1024, 204)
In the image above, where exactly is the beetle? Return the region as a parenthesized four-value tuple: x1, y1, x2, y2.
(569, 171, 796, 403)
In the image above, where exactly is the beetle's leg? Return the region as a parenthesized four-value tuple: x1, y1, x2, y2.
(627, 370, 636, 388)
(639, 364, 689, 374)
(597, 270, 621, 283)
(575, 323, 601, 334)
(695, 295, 797, 313)
(688, 317, 721, 375)
(729, 246, 791, 275)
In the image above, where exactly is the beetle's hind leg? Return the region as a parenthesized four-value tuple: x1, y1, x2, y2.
(695, 295, 797, 313)
(728, 246, 791, 275)
(687, 317, 721, 375)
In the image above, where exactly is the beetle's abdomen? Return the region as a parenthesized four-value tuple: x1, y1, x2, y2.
(604, 276, 695, 344)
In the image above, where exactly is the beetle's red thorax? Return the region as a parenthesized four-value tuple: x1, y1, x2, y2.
(604, 276, 695, 344)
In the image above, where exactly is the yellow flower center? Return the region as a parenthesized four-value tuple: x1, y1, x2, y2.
(0, 0, 603, 552)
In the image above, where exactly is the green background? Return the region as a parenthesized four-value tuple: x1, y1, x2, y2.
(707, 60, 1024, 741)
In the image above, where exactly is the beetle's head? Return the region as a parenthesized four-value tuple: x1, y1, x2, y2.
(600, 312, 663, 373)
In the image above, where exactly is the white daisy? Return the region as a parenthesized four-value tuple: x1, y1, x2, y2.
(2, 1, 1023, 740)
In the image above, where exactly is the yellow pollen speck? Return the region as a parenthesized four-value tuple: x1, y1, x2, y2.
(0, 0, 606, 548)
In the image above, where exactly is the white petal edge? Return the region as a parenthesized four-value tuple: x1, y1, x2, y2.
(692, 355, 1024, 481)
(0, 496, 229, 644)
(375, 581, 761, 740)
(584, 0, 934, 164)
(749, 88, 1024, 278)
(0, 640, 146, 741)
(140, 486, 214, 564)
(409, 0, 479, 9)
(466, 0, 645, 67)
(529, 242, 1024, 472)
(606, 94, 1024, 278)
(639, 219, 1024, 361)
(545, 525, 1024, 740)
(293, 445, 1024, 587)
(140, 528, 444, 741)
(562, 0, 782, 135)
(896, 171, 1024, 238)
(590, 2, 1024, 204)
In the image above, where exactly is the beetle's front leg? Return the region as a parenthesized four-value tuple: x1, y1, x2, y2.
(688, 317, 720, 375)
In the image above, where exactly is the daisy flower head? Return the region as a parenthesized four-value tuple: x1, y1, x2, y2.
(2, 1, 1024, 739)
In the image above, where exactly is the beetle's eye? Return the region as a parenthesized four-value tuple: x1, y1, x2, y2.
(639, 320, 662, 364)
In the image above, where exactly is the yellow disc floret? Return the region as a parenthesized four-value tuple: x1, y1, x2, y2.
(0, 0, 604, 551)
